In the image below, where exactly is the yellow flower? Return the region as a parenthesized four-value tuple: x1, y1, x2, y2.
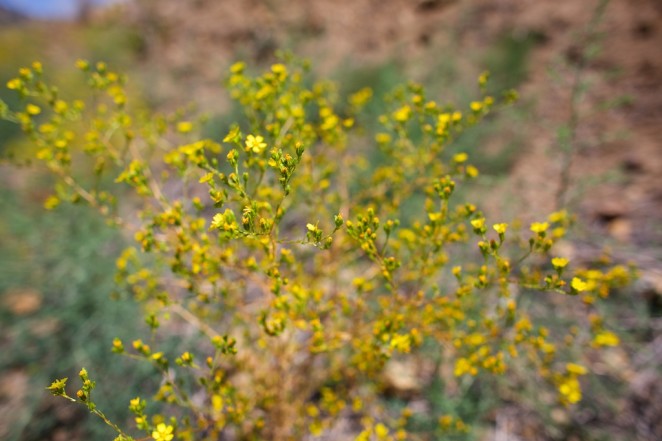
(453, 152, 468, 163)
(530, 222, 549, 234)
(478, 71, 489, 87)
(375, 423, 389, 439)
(271, 63, 287, 77)
(594, 331, 619, 347)
(454, 358, 472, 377)
(493, 223, 508, 234)
(548, 209, 568, 223)
(245, 134, 267, 153)
(470, 218, 485, 230)
(375, 133, 391, 144)
(230, 61, 246, 73)
(177, 121, 193, 133)
(54, 100, 68, 114)
(26, 104, 41, 115)
(470, 101, 483, 112)
(152, 423, 174, 441)
(393, 105, 411, 122)
(390, 334, 411, 352)
(75, 59, 89, 70)
(437, 113, 451, 126)
(559, 376, 582, 404)
(551, 257, 569, 269)
(439, 415, 453, 428)
(552, 227, 566, 238)
(223, 125, 241, 143)
(44, 195, 60, 210)
(566, 363, 587, 375)
(466, 165, 479, 178)
(350, 87, 373, 107)
(6, 78, 21, 90)
(571, 277, 589, 292)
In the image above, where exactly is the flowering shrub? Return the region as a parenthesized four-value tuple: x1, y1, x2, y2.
(1, 57, 634, 440)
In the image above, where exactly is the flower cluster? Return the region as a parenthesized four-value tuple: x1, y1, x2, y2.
(1, 57, 636, 439)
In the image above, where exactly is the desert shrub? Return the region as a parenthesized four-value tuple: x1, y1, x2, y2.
(0, 55, 634, 441)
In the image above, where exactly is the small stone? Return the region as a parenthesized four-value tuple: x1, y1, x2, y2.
(2, 288, 42, 315)
(607, 218, 632, 242)
(382, 359, 421, 395)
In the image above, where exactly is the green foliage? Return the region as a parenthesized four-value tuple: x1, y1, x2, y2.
(482, 32, 539, 93)
(0, 179, 150, 440)
(0, 55, 634, 440)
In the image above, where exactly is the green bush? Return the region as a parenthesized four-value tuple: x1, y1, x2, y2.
(0, 55, 633, 441)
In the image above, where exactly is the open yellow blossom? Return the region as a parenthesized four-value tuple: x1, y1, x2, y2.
(594, 331, 619, 347)
(470, 218, 485, 230)
(75, 59, 89, 70)
(478, 71, 489, 86)
(375, 423, 389, 439)
(454, 357, 476, 376)
(548, 209, 568, 223)
(245, 134, 267, 153)
(470, 101, 483, 112)
(466, 165, 479, 178)
(152, 423, 174, 441)
(493, 223, 508, 234)
(551, 257, 569, 269)
(26, 104, 41, 115)
(566, 363, 587, 375)
(530, 222, 549, 233)
(571, 277, 589, 292)
(393, 105, 411, 122)
(375, 133, 391, 144)
(176, 121, 193, 133)
(230, 61, 245, 73)
(271, 63, 287, 77)
(559, 377, 582, 404)
(453, 152, 468, 163)
(7, 78, 21, 89)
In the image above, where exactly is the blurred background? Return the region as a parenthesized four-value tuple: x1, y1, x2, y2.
(0, 0, 661, 440)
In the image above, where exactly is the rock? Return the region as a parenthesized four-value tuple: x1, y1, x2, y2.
(607, 218, 632, 242)
(382, 359, 421, 396)
(2, 288, 42, 315)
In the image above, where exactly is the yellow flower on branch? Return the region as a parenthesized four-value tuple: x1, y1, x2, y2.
(245, 134, 267, 153)
(571, 277, 589, 292)
(566, 363, 587, 375)
(530, 222, 549, 234)
(152, 423, 174, 441)
(26, 104, 41, 115)
(493, 223, 508, 234)
(551, 257, 569, 269)
(176, 121, 193, 133)
(594, 331, 619, 347)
